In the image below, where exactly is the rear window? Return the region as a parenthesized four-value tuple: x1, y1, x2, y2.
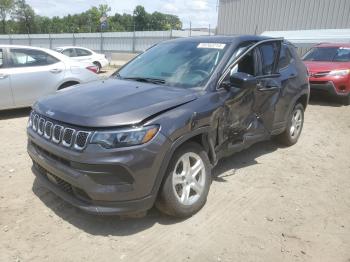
(278, 45, 293, 70)
(303, 47, 350, 62)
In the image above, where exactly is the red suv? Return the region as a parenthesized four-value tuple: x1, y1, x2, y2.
(303, 43, 350, 105)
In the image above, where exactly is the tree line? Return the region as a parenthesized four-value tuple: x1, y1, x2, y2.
(0, 0, 183, 34)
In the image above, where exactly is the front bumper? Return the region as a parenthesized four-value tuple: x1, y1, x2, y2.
(309, 79, 350, 97)
(27, 127, 171, 215)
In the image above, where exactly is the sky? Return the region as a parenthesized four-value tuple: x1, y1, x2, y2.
(26, 0, 219, 29)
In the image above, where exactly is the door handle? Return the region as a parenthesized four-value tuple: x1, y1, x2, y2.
(257, 84, 279, 91)
(50, 69, 62, 74)
(0, 74, 8, 79)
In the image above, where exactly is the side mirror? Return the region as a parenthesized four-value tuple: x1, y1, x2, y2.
(229, 72, 257, 89)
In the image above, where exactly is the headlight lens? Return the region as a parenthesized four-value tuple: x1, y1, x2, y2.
(90, 125, 159, 149)
(328, 69, 350, 76)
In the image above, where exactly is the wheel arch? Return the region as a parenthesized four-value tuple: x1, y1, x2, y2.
(295, 93, 309, 110)
(57, 80, 80, 90)
(151, 127, 216, 199)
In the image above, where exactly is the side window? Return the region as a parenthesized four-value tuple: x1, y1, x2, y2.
(62, 48, 75, 57)
(258, 43, 279, 75)
(233, 50, 256, 76)
(278, 45, 292, 71)
(76, 49, 92, 57)
(10, 49, 59, 67)
(0, 49, 3, 68)
(230, 49, 257, 77)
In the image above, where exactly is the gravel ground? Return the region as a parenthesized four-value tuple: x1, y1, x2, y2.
(0, 92, 349, 262)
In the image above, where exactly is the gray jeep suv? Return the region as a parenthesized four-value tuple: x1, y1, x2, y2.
(27, 36, 309, 217)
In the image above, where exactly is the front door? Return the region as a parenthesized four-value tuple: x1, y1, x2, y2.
(8, 48, 65, 107)
(217, 40, 281, 155)
(0, 48, 13, 110)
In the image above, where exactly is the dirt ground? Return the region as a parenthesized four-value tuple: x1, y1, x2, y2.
(0, 92, 349, 262)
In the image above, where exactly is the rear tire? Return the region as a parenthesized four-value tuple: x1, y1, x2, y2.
(275, 103, 304, 146)
(93, 61, 102, 73)
(156, 142, 212, 218)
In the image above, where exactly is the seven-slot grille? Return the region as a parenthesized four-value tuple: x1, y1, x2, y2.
(29, 111, 91, 151)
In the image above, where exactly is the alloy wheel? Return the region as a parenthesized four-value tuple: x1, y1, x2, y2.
(172, 152, 206, 206)
(290, 108, 303, 139)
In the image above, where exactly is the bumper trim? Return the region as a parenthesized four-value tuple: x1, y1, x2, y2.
(310, 81, 349, 96)
(32, 165, 154, 215)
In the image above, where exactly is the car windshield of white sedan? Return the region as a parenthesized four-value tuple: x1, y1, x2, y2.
(303, 47, 350, 62)
(116, 42, 228, 88)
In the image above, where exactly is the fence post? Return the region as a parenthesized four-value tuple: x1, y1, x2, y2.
(49, 33, 52, 49)
(28, 34, 31, 46)
(73, 32, 76, 46)
(100, 32, 103, 53)
(170, 29, 173, 39)
(132, 30, 136, 53)
(9, 34, 12, 45)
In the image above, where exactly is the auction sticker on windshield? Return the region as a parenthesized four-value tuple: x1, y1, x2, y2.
(197, 43, 226, 49)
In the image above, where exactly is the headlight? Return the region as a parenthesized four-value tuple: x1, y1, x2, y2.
(90, 125, 159, 149)
(328, 69, 350, 76)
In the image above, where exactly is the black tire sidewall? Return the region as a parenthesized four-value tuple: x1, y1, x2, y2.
(156, 142, 212, 218)
(93, 62, 101, 73)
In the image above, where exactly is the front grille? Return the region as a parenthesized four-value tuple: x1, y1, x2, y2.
(33, 114, 39, 131)
(62, 128, 75, 147)
(29, 111, 91, 151)
(38, 118, 45, 135)
(53, 125, 63, 143)
(44, 121, 53, 139)
(75, 131, 90, 149)
(34, 161, 90, 201)
(53, 175, 74, 194)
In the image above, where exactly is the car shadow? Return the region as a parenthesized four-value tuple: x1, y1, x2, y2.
(212, 140, 279, 182)
(31, 140, 280, 236)
(308, 92, 344, 107)
(32, 179, 184, 236)
(0, 107, 31, 120)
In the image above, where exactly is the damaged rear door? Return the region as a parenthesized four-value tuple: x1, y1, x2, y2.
(216, 39, 282, 155)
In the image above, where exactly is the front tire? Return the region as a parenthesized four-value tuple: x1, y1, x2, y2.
(276, 103, 304, 146)
(156, 142, 212, 218)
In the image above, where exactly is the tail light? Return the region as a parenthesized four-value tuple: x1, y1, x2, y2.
(86, 65, 98, 74)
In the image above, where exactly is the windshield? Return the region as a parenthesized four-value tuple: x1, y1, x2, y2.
(303, 47, 350, 62)
(115, 41, 228, 88)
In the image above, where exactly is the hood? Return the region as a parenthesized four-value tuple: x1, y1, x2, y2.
(34, 79, 197, 127)
(303, 61, 350, 73)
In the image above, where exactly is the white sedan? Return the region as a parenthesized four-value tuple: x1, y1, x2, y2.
(54, 46, 109, 73)
(0, 45, 99, 111)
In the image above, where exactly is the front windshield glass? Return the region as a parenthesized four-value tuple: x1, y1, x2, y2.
(303, 47, 350, 62)
(116, 41, 229, 88)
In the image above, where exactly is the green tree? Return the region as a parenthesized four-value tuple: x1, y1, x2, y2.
(133, 5, 150, 31)
(0, 0, 14, 33)
(12, 0, 35, 33)
(2, 3, 183, 34)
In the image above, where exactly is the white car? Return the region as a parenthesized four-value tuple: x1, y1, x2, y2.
(54, 46, 109, 73)
(0, 45, 99, 111)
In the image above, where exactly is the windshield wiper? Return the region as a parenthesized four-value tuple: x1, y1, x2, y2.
(122, 77, 166, 85)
